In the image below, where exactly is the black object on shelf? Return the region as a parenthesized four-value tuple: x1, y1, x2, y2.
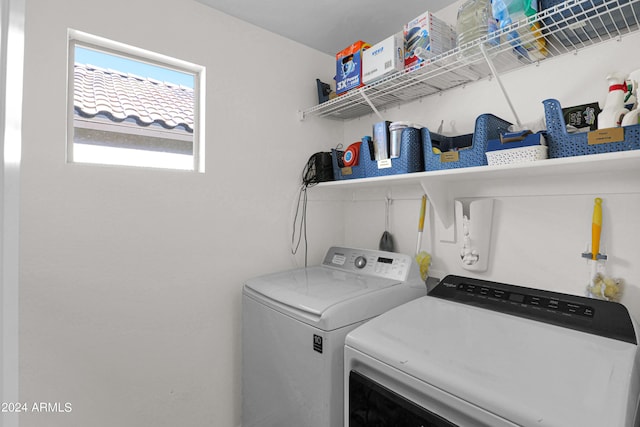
(316, 79, 332, 104)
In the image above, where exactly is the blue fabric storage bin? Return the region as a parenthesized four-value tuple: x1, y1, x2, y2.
(422, 114, 512, 170)
(543, 98, 640, 158)
(331, 147, 367, 180)
(362, 127, 424, 177)
(540, 0, 640, 47)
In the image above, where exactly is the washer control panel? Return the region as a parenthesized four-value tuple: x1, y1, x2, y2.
(322, 247, 415, 282)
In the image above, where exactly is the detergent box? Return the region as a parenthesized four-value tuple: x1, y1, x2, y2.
(336, 40, 371, 95)
(404, 11, 456, 69)
(562, 102, 601, 131)
(362, 33, 405, 85)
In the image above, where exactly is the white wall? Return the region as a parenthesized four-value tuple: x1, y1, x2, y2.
(19, 1, 640, 426)
(338, 4, 640, 319)
(20, 1, 342, 426)
(1, 2, 24, 427)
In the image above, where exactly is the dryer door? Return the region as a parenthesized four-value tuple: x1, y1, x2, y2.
(349, 370, 457, 427)
(345, 347, 518, 427)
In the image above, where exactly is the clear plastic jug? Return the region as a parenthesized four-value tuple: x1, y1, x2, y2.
(456, 0, 499, 62)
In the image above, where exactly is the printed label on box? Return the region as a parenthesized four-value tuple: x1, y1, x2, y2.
(440, 151, 460, 163)
(377, 159, 392, 169)
(341, 167, 353, 175)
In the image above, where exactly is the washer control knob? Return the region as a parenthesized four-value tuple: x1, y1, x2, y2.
(354, 256, 367, 269)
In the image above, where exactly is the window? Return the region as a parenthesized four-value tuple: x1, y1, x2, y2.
(67, 30, 205, 171)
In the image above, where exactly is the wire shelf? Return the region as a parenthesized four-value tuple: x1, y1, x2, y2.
(301, 0, 640, 120)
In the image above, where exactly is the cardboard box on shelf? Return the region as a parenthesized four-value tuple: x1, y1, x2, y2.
(336, 40, 371, 95)
(362, 33, 404, 84)
(404, 11, 456, 69)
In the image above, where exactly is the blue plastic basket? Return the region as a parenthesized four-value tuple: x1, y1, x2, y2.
(423, 114, 512, 170)
(331, 147, 366, 180)
(543, 98, 640, 157)
(362, 127, 424, 177)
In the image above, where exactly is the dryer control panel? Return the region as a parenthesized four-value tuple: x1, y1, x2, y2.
(431, 275, 637, 344)
(322, 247, 418, 282)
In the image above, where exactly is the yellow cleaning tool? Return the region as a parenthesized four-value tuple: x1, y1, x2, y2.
(583, 197, 622, 301)
(415, 195, 431, 281)
(416, 195, 426, 256)
(591, 197, 602, 261)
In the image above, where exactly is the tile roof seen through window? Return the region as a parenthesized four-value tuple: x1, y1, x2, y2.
(74, 64, 194, 132)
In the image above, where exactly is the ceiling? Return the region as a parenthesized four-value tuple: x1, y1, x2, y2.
(195, 0, 456, 56)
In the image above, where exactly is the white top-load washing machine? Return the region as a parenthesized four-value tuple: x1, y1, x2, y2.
(242, 246, 427, 427)
(345, 275, 640, 427)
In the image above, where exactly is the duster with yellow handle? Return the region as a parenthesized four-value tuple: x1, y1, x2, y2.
(416, 195, 426, 256)
(583, 197, 623, 301)
(590, 197, 602, 261)
(582, 197, 607, 262)
(415, 195, 431, 282)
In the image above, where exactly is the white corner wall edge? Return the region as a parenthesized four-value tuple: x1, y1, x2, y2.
(1, 0, 24, 426)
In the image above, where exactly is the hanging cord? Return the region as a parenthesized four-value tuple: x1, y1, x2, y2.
(291, 184, 309, 267)
(291, 155, 319, 267)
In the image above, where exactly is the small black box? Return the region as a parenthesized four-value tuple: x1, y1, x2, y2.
(312, 152, 334, 183)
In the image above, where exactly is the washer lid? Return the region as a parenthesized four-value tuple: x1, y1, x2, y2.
(244, 266, 403, 326)
(244, 247, 426, 330)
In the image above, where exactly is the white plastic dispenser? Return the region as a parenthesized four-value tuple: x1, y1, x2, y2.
(456, 199, 494, 272)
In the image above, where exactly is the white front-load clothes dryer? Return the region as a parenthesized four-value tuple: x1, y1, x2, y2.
(242, 247, 427, 427)
(345, 275, 640, 427)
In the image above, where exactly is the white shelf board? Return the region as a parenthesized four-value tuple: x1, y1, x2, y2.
(314, 150, 640, 228)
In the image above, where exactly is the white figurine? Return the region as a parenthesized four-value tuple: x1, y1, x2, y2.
(598, 72, 630, 129)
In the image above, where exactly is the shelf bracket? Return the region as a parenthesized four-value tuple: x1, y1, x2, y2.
(360, 91, 385, 121)
(480, 43, 522, 129)
(418, 179, 456, 242)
